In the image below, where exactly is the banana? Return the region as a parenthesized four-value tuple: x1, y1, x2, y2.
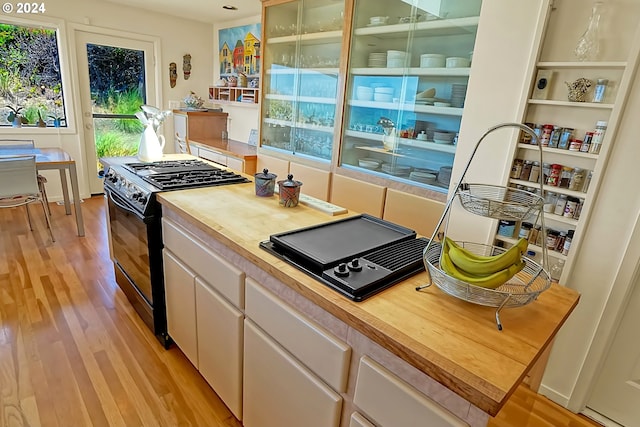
(445, 237, 528, 276)
(440, 249, 525, 289)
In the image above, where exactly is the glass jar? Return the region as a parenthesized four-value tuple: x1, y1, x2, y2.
(583, 170, 593, 193)
(547, 164, 562, 186)
(542, 163, 551, 184)
(519, 222, 533, 239)
(580, 132, 594, 153)
(564, 196, 579, 217)
(548, 126, 561, 148)
(546, 229, 560, 250)
(544, 191, 558, 213)
(528, 225, 540, 245)
(520, 160, 532, 181)
(559, 166, 574, 188)
(540, 124, 553, 147)
(529, 161, 541, 183)
(558, 128, 574, 150)
(562, 230, 575, 255)
(592, 78, 608, 102)
(569, 168, 585, 191)
(498, 220, 516, 237)
(574, 1, 604, 61)
(569, 139, 583, 152)
(589, 120, 607, 154)
(555, 194, 568, 215)
(510, 158, 523, 179)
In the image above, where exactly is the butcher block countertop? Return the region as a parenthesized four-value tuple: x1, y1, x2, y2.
(157, 183, 580, 416)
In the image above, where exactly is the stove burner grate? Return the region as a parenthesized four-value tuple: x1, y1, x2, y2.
(142, 170, 249, 190)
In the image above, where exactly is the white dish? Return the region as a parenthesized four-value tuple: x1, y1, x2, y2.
(434, 139, 454, 145)
(374, 87, 394, 94)
(434, 102, 451, 107)
(373, 93, 393, 102)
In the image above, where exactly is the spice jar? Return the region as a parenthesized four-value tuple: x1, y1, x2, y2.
(555, 231, 566, 252)
(529, 161, 541, 183)
(544, 191, 558, 213)
(510, 159, 523, 179)
(520, 160, 532, 181)
(569, 139, 583, 152)
(521, 123, 534, 143)
(564, 196, 579, 217)
(562, 230, 575, 255)
(528, 225, 540, 245)
(580, 132, 594, 153)
(592, 78, 608, 103)
(559, 166, 574, 188)
(569, 168, 585, 191)
(546, 229, 560, 250)
(540, 124, 553, 147)
(583, 170, 593, 193)
(554, 194, 568, 215)
(547, 164, 562, 186)
(519, 222, 533, 239)
(542, 163, 551, 184)
(532, 124, 543, 144)
(558, 128, 574, 150)
(548, 126, 561, 148)
(589, 120, 607, 154)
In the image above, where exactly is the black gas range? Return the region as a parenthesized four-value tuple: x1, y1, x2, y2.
(103, 158, 249, 346)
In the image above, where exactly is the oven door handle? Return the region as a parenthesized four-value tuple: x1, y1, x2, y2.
(105, 187, 145, 220)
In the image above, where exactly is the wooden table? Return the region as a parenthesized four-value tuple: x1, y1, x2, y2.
(0, 147, 84, 237)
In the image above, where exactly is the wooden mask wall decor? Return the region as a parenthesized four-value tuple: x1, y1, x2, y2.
(183, 54, 192, 80)
(169, 62, 177, 88)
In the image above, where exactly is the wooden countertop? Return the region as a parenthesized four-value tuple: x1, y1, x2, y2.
(189, 138, 257, 159)
(157, 184, 580, 416)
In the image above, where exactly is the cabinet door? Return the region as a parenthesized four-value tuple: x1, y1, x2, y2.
(195, 278, 244, 420)
(174, 113, 188, 139)
(260, 0, 345, 161)
(340, 0, 481, 193)
(163, 250, 198, 367)
(226, 156, 244, 173)
(243, 320, 342, 427)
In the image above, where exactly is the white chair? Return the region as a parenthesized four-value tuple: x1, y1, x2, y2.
(176, 133, 191, 154)
(0, 139, 50, 215)
(0, 155, 54, 241)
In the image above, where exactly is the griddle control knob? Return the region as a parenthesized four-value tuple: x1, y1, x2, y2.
(348, 258, 363, 272)
(334, 263, 350, 277)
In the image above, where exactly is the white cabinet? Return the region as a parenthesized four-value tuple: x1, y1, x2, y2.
(353, 356, 469, 427)
(163, 250, 198, 367)
(243, 320, 343, 427)
(162, 217, 245, 420)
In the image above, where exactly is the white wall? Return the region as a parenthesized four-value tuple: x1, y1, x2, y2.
(0, 0, 215, 200)
(213, 15, 262, 143)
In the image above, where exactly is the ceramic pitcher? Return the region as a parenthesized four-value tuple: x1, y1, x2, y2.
(137, 124, 165, 162)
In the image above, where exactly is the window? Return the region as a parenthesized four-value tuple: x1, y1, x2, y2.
(0, 22, 66, 127)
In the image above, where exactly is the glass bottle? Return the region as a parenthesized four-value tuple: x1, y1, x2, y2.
(574, 1, 604, 61)
(550, 259, 566, 282)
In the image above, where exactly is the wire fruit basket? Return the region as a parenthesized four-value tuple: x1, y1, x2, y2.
(417, 123, 551, 330)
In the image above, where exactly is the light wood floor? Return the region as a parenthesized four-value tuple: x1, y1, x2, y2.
(0, 196, 602, 427)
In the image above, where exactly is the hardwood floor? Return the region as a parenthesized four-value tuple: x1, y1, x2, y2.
(0, 195, 603, 427)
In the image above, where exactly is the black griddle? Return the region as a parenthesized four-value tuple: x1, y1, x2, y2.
(260, 214, 429, 301)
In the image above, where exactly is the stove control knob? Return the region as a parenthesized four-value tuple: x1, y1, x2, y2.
(347, 258, 363, 272)
(334, 263, 350, 277)
(138, 196, 147, 205)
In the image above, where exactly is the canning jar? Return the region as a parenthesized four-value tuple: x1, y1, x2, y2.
(569, 168, 585, 191)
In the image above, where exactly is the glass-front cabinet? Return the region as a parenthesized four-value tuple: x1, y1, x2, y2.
(260, 0, 345, 162)
(340, 0, 482, 192)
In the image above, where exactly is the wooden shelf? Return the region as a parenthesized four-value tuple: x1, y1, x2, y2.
(527, 99, 614, 109)
(209, 87, 259, 105)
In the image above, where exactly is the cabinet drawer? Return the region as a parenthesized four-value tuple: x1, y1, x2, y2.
(162, 218, 245, 308)
(226, 156, 244, 173)
(199, 148, 227, 166)
(354, 356, 468, 427)
(349, 412, 375, 427)
(163, 250, 198, 368)
(243, 320, 342, 427)
(196, 277, 243, 420)
(245, 278, 350, 392)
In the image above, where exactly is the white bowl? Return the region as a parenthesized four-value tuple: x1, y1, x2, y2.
(369, 16, 389, 24)
(356, 92, 374, 101)
(446, 57, 471, 68)
(420, 55, 446, 68)
(433, 102, 451, 107)
(386, 59, 405, 68)
(358, 158, 381, 169)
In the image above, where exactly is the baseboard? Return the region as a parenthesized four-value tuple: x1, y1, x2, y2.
(538, 384, 570, 407)
(581, 409, 622, 427)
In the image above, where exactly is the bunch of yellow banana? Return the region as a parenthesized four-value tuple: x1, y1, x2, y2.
(440, 237, 528, 289)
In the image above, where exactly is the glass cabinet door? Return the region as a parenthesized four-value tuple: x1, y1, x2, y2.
(260, 0, 345, 162)
(340, 0, 481, 191)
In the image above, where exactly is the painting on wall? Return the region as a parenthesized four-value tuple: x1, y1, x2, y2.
(218, 23, 261, 81)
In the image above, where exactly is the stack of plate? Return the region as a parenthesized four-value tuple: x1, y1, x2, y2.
(420, 54, 446, 68)
(387, 50, 409, 68)
(368, 52, 386, 68)
(381, 163, 411, 176)
(451, 84, 468, 108)
(409, 171, 437, 184)
(358, 157, 381, 170)
(433, 130, 456, 144)
(437, 166, 452, 186)
(373, 86, 394, 102)
(356, 86, 374, 101)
